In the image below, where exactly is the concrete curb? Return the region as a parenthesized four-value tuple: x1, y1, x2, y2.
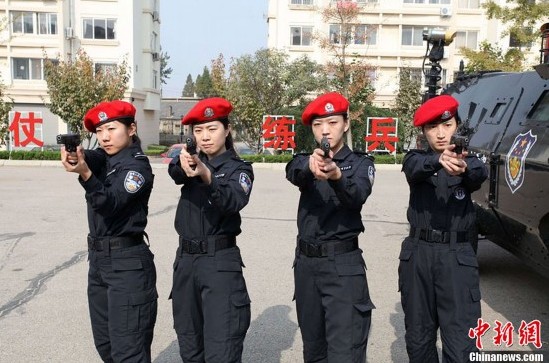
(0, 159, 403, 170)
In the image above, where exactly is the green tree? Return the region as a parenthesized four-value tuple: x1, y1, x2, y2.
(225, 49, 327, 151)
(182, 74, 195, 97)
(317, 0, 376, 149)
(393, 68, 423, 151)
(160, 50, 173, 85)
(0, 78, 13, 146)
(195, 67, 215, 98)
(482, 0, 549, 49)
(460, 41, 525, 72)
(43, 48, 129, 144)
(211, 53, 227, 97)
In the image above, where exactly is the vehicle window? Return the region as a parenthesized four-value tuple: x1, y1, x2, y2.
(527, 90, 549, 123)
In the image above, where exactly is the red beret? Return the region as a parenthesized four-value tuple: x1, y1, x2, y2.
(413, 95, 459, 127)
(182, 97, 233, 125)
(301, 92, 349, 125)
(84, 100, 136, 133)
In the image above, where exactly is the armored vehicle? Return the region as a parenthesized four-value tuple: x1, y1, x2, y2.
(442, 26, 549, 278)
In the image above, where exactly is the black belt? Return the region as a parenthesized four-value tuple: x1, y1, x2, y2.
(409, 227, 473, 244)
(298, 237, 359, 258)
(88, 234, 144, 251)
(179, 235, 236, 254)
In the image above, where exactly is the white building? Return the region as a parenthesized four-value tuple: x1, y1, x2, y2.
(267, 0, 541, 108)
(0, 0, 161, 149)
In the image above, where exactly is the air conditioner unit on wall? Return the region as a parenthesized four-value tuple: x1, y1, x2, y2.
(440, 6, 452, 17)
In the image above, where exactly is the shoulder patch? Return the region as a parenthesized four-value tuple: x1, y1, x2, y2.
(124, 171, 145, 193)
(239, 172, 252, 195)
(368, 165, 375, 186)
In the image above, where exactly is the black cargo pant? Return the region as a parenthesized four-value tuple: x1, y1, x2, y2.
(398, 236, 481, 363)
(87, 242, 158, 363)
(171, 244, 251, 363)
(293, 246, 375, 363)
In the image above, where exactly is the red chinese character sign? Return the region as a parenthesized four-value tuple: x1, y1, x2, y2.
(8, 111, 44, 148)
(365, 117, 399, 154)
(262, 115, 296, 151)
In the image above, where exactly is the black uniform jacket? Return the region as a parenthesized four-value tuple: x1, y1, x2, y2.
(80, 142, 154, 238)
(286, 145, 375, 243)
(402, 149, 488, 232)
(168, 149, 254, 239)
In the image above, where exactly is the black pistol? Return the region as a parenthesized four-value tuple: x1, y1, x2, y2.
(56, 133, 81, 153)
(184, 135, 197, 155)
(320, 137, 330, 158)
(450, 134, 468, 155)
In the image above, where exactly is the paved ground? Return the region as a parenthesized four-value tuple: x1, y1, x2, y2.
(0, 162, 547, 362)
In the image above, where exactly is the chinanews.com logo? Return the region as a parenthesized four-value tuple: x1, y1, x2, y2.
(468, 319, 546, 362)
(469, 351, 547, 362)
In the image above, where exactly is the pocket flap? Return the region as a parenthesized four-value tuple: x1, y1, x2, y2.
(336, 264, 365, 276)
(470, 287, 481, 302)
(456, 253, 478, 268)
(112, 258, 143, 271)
(216, 260, 242, 272)
(398, 249, 413, 261)
(129, 287, 158, 306)
(230, 290, 251, 307)
(354, 299, 375, 313)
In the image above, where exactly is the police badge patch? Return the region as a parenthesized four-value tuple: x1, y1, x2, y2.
(124, 171, 145, 193)
(239, 172, 252, 195)
(505, 130, 537, 194)
(368, 165, 375, 186)
(325, 102, 335, 113)
(454, 187, 466, 200)
(204, 107, 214, 118)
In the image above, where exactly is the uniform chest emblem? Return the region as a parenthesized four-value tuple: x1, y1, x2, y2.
(340, 165, 352, 171)
(505, 130, 537, 194)
(214, 173, 226, 178)
(124, 171, 145, 193)
(454, 187, 466, 200)
(239, 172, 252, 195)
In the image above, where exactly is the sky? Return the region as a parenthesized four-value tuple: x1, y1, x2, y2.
(160, 0, 269, 98)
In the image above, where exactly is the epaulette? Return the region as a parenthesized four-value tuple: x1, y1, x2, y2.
(232, 156, 253, 165)
(134, 152, 148, 159)
(293, 152, 311, 158)
(353, 150, 374, 161)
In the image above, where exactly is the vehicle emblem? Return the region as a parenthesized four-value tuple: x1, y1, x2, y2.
(325, 103, 335, 113)
(98, 111, 108, 122)
(204, 107, 214, 118)
(505, 130, 537, 194)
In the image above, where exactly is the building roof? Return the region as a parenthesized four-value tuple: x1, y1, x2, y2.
(160, 97, 201, 121)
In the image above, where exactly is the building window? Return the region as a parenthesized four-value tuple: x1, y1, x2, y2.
(83, 18, 116, 40)
(455, 31, 479, 49)
(291, 0, 313, 4)
(355, 25, 377, 45)
(38, 13, 57, 35)
(153, 70, 158, 89)
(95, 63, 117, 75)
(458, 0, 480, 8)
(290, 26, 313, 46)
(509, 28, 533, 48)
(402, 26, 425, 46)
(11, 12, 34, 34)
(403, 0, 450, 3)
(13, 58, 43, 80)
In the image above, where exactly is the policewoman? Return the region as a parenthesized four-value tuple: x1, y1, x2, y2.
(286, 92, 376, 363)
(399, 95, 487, 363)
(168, 97, 253, 363)
(60, 100, 158, 362)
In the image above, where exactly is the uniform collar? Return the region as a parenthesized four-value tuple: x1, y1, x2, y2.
(107, 141, 142, 165)
(332, 144, 352, 161)
(203, 148, 236, 169)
